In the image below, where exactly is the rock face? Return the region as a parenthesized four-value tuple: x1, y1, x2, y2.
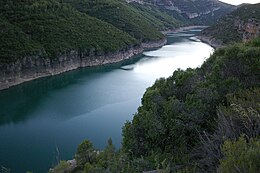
(197, 35, 224, 49)
(0, 39, 166, 90)
(0, 48, 141, 90)
(201, 3, 260, 45)
(235, 18, 260, 42)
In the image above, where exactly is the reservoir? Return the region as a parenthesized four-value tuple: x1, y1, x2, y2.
(0, 29, 213, 173)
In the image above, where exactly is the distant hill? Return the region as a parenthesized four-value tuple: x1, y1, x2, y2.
(202, 3, 260, 44)
(127, 0, 235, 25)
(62, 0, 180, 42)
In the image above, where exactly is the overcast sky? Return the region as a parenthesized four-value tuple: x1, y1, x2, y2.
(219, 0, 260, 5)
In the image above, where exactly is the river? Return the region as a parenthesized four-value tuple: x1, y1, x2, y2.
(0, 29, 213, 173)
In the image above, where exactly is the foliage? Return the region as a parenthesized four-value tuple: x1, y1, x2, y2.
(62, 0, 180, 42)
(220, 136, 260, 173)
(0, 0, 138, 62)
(122, 37, 260, 171)
(192, 88, 260, 172)
(75, 140, 96, 168)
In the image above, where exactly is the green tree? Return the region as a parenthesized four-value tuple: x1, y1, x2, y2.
(75, 140, 96, 167)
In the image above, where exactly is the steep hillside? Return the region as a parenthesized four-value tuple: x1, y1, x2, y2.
(202, 3, 260, 44)
(0, 0, 137, 62)
(0, 0, 181, 90)
(0, 0, 145, 90)
(128, 0, 235, 25)
(62, 0, 180, 42)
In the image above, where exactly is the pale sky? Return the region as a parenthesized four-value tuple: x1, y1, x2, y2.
(220, 0, 260, 5)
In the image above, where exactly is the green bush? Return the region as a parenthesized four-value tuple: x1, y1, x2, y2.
(75, 140, 96, 167)
(220, 136, 260, 173)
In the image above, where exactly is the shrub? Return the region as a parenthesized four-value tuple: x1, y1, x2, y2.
(219, 136, 260, 173)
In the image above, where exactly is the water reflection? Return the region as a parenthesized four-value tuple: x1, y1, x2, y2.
(0, 55, 143, 125)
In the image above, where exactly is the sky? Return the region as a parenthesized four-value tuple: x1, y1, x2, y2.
(219, 0, 260, 5)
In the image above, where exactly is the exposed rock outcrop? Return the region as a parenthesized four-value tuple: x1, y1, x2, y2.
(197, 35, 224, 49)
(0, 39, 166, 90)
(201, 3, 260, 45)
(235, 18, 260, 42)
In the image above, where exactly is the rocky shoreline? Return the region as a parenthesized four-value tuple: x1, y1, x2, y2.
(0, 39, 166, 90)
(197, 35, 224, 49)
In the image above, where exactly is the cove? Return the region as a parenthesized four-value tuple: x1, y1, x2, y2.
(0, 29, 214, 173)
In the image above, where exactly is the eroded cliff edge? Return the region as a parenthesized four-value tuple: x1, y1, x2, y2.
(0, 39, 167, 90)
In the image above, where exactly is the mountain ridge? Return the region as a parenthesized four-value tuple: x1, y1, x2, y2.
(127, 0, 235, 25)
(201, 3, 260, 45)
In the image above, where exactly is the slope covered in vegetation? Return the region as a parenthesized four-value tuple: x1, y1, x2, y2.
(51, 37, 260, 173)
(202, 3, 260, 44)
(122, 36, 260, 172)
(0, 0, 138, 63)
(141, 0, 235, 25)
(62, 0, 180, 42)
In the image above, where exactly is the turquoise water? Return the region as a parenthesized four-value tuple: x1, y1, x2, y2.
(0, 29, 213, 173)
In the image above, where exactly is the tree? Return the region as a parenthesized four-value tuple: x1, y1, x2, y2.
(75, 140, 96, 167)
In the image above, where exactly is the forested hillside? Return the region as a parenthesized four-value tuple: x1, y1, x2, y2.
(50, 36, 260, 173)
(0, 0, 182, 90)
(62, 0, 180, 42)
(202, 3, 260, 44)
(0, 0, 138, 62)
(122, 36, 260, 172)
(130, 0, 235, 25)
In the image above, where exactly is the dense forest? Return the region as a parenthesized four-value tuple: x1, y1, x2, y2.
(0, 0, 135, 62)
(50, 36, 260, 173)
(0, 0, 180, 63)
(62, 0, 180, 42)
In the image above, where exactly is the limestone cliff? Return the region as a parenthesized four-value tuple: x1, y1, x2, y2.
(201, 3, 260, 46)
(235, 18, 260, 42)
(0, 39, 166, 90)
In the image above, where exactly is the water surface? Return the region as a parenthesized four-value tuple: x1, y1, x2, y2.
(0, 29, 213, 173)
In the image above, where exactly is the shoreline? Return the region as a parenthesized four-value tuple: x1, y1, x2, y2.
(161, 25, 223, 49)
(0, 25, 219, 91)
(0, 38, 166, 91)
(161, 25, 208, 34)
(197, 35, 224, 49)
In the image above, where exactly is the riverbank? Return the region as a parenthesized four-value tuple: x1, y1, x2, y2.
(161, 25, 223, 49)
(161, 25, 208, 34)
(0, 39, 166, 91)
(197, 35, 224, 49)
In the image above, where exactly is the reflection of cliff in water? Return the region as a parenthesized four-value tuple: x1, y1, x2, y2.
(0, 54, 142, 125)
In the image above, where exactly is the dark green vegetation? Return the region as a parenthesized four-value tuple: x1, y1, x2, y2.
(0, 0, 180, 63)
(0, 0, 137, 62)
(51, 37, 260, 173)
(62, 0, 180, 42)
(202, 3, 260, 44)
(142, 0, 234, 25)
(122, 36, 260, 172)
